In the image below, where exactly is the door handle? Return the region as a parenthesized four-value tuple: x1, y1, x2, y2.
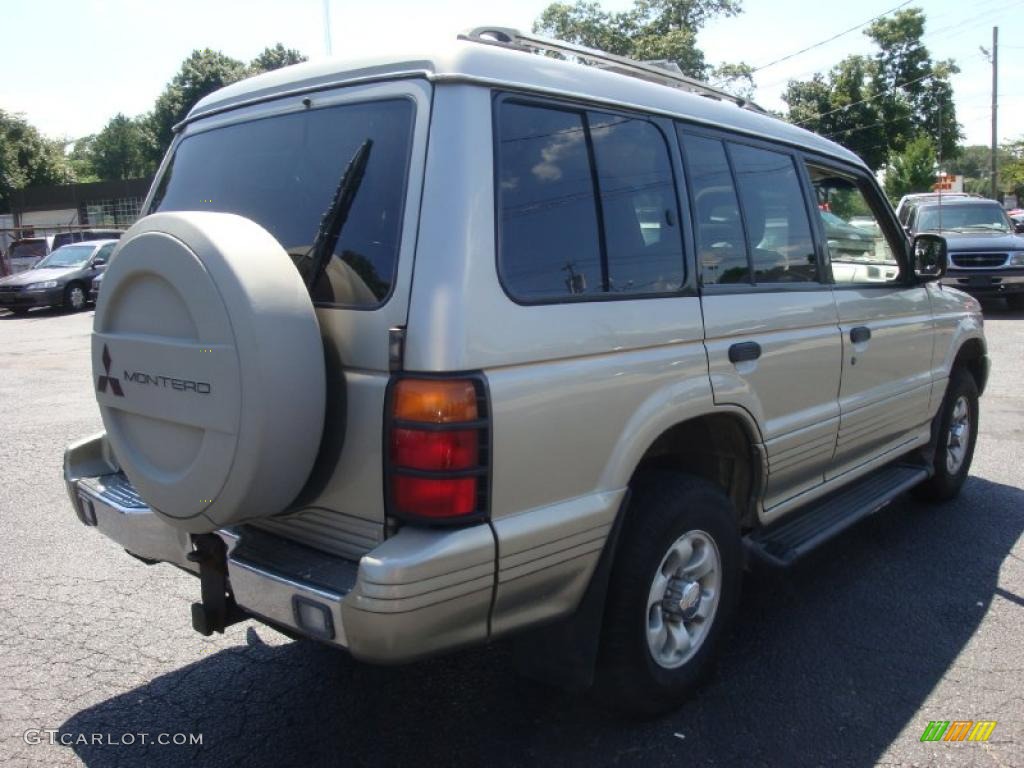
(728, 341, 762, 363)
(850, 326, 872, 344)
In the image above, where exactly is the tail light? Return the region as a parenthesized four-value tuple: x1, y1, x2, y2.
(385, 376, 490, 523)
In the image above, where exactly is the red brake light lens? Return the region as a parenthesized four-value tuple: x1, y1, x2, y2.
(393, 476, 477, 519)
(392, 428, 479, 471)
(388, 378, 488, 522)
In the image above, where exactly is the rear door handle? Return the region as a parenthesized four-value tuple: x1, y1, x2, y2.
(850, 326, 871, 344)
(728, 341, 762, 363)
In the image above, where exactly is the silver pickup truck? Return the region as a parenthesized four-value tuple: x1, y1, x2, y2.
(64, 28, 988, 715)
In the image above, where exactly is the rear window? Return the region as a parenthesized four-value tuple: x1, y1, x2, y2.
(9, 241, 48, 261)
(52, 233, 79, 250)
(151, 98, 415, 307)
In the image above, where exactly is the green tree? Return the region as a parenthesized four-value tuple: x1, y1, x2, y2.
(148, 49, 249, 163)
(784, 8, 960, 171)
(533, 0, 750, 91)
(67, 135, 99, 182)
(1000, 137, 1024, 203)
(89, 114, 155, 180)
(946, 144, 1013, 196)
(250, 44, 307, 74)
(883, 135, 936, 202)
(786, 56, 888, 169)
(865, 9, 959, 163)
(0, 110, 75, 213)
(946, 145, 994, 179)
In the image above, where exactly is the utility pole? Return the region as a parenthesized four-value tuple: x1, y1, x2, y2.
(323, 0, 333, 56)
(991, 26, 998, 201)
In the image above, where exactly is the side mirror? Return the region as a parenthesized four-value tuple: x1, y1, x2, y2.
(912, 234, 947, 281)
(1014, 221, 1024, 234)
(91, 258, 107, 268)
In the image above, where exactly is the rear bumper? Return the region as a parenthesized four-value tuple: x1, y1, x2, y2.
(63, 434, 494, 663)
(942, 269, 1024, 296)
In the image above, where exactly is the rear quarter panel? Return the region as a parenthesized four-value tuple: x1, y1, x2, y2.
(405, 83, 744, 633)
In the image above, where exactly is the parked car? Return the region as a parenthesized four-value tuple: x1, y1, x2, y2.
(819, 210, 875, 257)
(5, 236, 54, 274)
(52, 228, 124, 250)
(63, 28, 987, 716)
(88, 271, 105, 304)
(904, 197, 1024, 309)
(0, 239, 117, 314)
(895, 191, 977, 226)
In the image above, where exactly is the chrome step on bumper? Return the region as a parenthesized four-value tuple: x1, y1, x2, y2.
(70, 473, 355, 646)
(63, 434, 495, 662)
(73, 473, 195, 571)
(218, 527, 357, 646)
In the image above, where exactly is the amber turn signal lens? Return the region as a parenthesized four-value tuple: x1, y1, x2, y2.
(394, 379, 478, 423)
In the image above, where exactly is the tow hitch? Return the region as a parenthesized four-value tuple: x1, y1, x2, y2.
(187, 534, 246, 636)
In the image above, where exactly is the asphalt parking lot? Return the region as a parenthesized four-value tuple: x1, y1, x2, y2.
(1, 303, 1021, 768)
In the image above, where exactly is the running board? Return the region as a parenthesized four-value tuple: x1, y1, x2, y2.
(745, 464, 929, 566)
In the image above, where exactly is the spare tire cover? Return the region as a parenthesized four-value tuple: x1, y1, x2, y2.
(92, 212, 326, 532)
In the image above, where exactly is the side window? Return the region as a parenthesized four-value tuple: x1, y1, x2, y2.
(728, 144, 819, 283)
(678, 133, 750, 285)
(496, 100, 683, 301)
(94, 243, 115, 263)
(589, 113, 684, 294)
(807, 166, 902, 285)
(497, 103, 603, 299)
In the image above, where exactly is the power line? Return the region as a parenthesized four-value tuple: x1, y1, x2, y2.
(917, 0, 1021, 44)
(757, 0, 1018, 91)
(752, 1, 913, 73)
(823, 113, 913, 140)
(793, 71, 936, 126)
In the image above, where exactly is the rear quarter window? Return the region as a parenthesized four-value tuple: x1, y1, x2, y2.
(151, 98, 415, 308)
(495, 99, 684, 302)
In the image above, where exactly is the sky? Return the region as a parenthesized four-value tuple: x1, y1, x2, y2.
(1, 0, 1021, 154)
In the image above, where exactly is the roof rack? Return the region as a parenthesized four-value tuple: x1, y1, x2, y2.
(460, 26, 766, 114)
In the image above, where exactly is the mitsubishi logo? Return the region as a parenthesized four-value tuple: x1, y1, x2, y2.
(97, 344, 124, 397)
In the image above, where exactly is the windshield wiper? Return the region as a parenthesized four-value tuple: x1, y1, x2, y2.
(296, 138, 373, 287)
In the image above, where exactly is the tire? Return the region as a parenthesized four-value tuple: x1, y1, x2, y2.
(64, 283, 87, 312)
(595, 472, 741, 717)
(913, 368, 979, 502)
(92, 212, 325, 533)
(1006, 294, 1024, 312)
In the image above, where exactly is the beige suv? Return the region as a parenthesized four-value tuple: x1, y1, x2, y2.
(63, 28, 988, 715)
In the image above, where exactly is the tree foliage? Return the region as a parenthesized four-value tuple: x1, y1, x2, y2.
(148, 49, 250, 163)
(784, 8, 960, 171)
(87, 114, 155, 180)
(146, 44, 309, 164)
(1, 42, 308, 210)
(999, 137, 1024, 202)
(945, 145, 996, 179)
(250, 44, 308, 74)
(533, 0, 750, 91)
(0, 110, 74, 213)
(67, 135, 99, 183)
(883, 135, 936, 201)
